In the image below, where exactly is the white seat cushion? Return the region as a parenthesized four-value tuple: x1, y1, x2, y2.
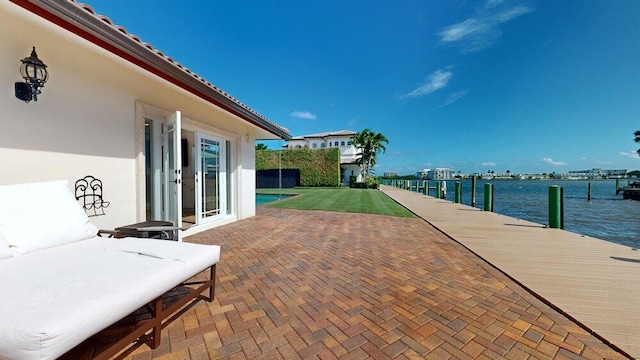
(0, 236, 220, 360)
(0, 234, 12, 260)
(0, 180, 98, 254)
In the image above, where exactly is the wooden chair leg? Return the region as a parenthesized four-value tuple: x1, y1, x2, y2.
(208, 265, 217, 302)
(151, 296, 163, 348)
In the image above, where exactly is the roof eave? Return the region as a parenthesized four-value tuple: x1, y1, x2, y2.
(14, 0, 291, 140)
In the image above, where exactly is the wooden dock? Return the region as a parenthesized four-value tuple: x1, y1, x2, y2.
(381, 185, 640, 358)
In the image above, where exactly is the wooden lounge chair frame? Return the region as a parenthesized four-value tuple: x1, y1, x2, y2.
(93, 265, 216, 360)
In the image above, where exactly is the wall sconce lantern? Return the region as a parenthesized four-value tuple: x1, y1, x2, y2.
(15, 46, 49, 103)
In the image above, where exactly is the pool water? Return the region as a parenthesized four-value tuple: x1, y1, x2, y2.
(256, 193, 293, 205)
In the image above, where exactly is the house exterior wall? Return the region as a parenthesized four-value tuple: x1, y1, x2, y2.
(239, 138, 257, 219)
(286, 139, 307, 148)
(341, 164, 361, 184)
(1, 2, 269, 234)
(428, 168, 454, 180)
(285, 134, 358, 163)
(285, 132, 359, 186)
(1, 3, 138, 230)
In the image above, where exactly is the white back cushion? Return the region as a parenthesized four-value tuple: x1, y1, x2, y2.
(0, 180, 98, 254)
(0, 234, 12, 260)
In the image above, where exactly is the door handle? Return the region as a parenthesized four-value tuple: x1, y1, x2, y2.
(172, 170, 182, 184)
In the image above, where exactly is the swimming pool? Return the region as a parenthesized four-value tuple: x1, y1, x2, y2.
(256, 193, 293, 205)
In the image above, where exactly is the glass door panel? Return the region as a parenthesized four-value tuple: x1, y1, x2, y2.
(196, 133, 226, 223)
(163, 111, 182, 240)
(201, 138, 220, 219)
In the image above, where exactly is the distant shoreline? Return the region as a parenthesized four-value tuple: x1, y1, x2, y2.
(382, 177, 635, 182)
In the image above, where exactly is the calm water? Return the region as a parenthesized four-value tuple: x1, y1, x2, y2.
(437, 180, 640, 248)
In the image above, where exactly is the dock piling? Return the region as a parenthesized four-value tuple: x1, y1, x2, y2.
(471, 176, 477, 207)
(454, 182, 461, 203)
(549, 185, 564, 229)
(483, 183, 494, 212)
(587, 182, 592, 201)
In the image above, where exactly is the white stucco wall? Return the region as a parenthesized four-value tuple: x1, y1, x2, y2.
(1, 2, 277, 233)
(240, 136, 257, 219)
(0, 3, 137, 230)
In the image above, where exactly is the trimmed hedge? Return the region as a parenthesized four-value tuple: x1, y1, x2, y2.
(351, 178, 379, 189)
(256, 148, 341, 187)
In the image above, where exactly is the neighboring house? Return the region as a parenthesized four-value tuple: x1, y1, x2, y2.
(416, 169, 431, 180)
(1, 0, 290, 238)
(429, 168, 454, 180)
(417, 168, 454, 180)
(284, 130, 360, 185)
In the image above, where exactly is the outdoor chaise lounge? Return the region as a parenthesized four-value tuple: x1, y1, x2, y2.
(0, 180, 221, 360)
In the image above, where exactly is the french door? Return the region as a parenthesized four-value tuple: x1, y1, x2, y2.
(195, 132, 226, 223)
(163, 111, 182, 240)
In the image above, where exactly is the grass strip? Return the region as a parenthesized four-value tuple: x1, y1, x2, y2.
(257, 188, 415, 218)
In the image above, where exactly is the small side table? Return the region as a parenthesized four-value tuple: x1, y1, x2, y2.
(114, 221, 176, 240)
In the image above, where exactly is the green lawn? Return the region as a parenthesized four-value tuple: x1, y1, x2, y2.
(257, 188, 415, 218)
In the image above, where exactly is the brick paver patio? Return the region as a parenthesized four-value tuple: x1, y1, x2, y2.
(92, 208, 627, 359)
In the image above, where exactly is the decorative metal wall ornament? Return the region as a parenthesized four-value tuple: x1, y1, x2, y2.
(15, 46, 49, 102)
(75, 175, 111, 217)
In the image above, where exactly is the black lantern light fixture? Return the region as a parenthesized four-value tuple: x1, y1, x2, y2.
(15, 46, 49, 103)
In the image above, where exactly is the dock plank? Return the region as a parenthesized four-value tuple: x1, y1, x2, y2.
(381, 185, 640, 358)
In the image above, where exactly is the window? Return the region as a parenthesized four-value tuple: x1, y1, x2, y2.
(341, 141, 345, 146)
(312, 143, 318, 149)
(321, 143, 326, 148)
(347, 141, 352, 145)
(335, 141, 339, 146)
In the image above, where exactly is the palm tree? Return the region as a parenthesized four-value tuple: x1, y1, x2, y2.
(635, 130, 640, 155)
(350, 129, 389, 180)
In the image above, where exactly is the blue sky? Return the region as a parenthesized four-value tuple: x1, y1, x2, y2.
(88, 0, 640, 175)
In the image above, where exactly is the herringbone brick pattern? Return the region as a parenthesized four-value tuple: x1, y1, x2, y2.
(99, 208, 628, 359)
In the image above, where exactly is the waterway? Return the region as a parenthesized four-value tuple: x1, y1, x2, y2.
(439, 179, 640, 249)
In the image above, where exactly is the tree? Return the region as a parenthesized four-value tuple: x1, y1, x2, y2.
(255, 143, 268, 151)
(350, 129, 389, 180)
(635, 130, 640, 155)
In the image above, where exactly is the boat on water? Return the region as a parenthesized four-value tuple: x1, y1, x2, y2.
(617, 181, 640, 200)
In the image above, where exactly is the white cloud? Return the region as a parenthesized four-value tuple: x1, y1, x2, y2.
(481, 162, 496, 167)
(440, 90, 469, 107)
(542, 157, 567, 166)
(619, 151, 640, 160)
(486, 0, 504, 8)
(290, 111, 317, 120)
(438, 4, 534, 53)
(581, 157, 614, 165)
(404, 69, 452, 98)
